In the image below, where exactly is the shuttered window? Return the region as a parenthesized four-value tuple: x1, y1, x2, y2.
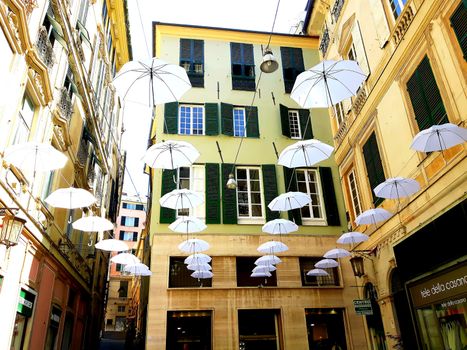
(164, 102, 179, 134)
(450, 3, 467, 61)
(363, 133, 385, 207)
(180, 39, 204, 87)
(231, 43, 256, 91)
(280, 47, 305, 93)
(165, 102, 218, 135)
(236, 167, 263, 220)
(160, 169, 176, 223)
(221, 103, 259, 138)
(280, 104, 313, 139)
(261, 165, 280, 221)
(406, 56, 448, 131)
(205, 164, 220, 224)
(222, 163, 237, 224)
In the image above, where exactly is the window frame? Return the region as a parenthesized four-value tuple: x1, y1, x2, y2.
(389, 0, 407, 20)
(168, 257, 212, 288)
(347, 168, 362, 222)
(178, 104, 205, 135)
(299, 257, 340, 287)
(13, 93, 35, 145)
(236, 257, 277, 287)
(235, 167, 265, 224)
(295, 169, 327, 225)
(288, 110, 302, 139)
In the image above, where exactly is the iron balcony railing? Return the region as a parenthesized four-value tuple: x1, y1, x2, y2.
(58, 87, 73, 121)
(319, 26, 330, 57)
(331, 0, 344, 23)
(36, 26, 55, 69)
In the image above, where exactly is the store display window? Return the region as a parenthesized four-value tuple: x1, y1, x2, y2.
(10, 288, 36, 350)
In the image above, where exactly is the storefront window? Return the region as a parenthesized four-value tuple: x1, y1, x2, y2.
(305, 308, 347, 350)
(166, 310, 212, 350)
(238, 309, 281, 350)
(45, 306, 61, 350)
(364, 283, 387, 350)
(11, 289, 35, 350)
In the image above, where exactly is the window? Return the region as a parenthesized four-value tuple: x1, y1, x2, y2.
(233, 107, 246, 137)
(236, 257, 277, 287)
(280, 47, 304, 93)
(167, 311, 212, 350)
(335, 101, 346, 128)
(180, 39, 204, 87)
(346, 21, 370, 79)
(299, 257, 340, 286)
(179, 104, 204, 135)
(116, 263, 123, 272)
(406, 56, 448, 131)
(120, 216, 139, 227)
(389, 0, 407, 19)
(13, 93, 34, 145)
(118, 281, 128, 297)
(230, 43, 255, 91)
(363, 132, 386, 206)
(119, 231, 138, 241)
(106, 319, 113, 326)
(169, 257, 212, 288)
(122, 202, 145, 210)
(238, 310, 281, 350)
(296, 169, 325, 222)
(280, 104, 312, 140)
(288, 110, 301, 139)
(176, 166, 205, 218)
(347, 169, 362, 220)
(236, 168, 263, 220)
(221, 103, 259, 138)
(450, 3, 467, 61)
(117, 306, 125, 313)
(305, 308, 347, 350)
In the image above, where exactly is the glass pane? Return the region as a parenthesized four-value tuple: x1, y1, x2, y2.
(250, 193, 261, 204)
(250, 180, 260, 192)
(251, 205, 262, 217)
(296, 171, 305, 181)
(238, 205, 249, 216)
(237, 180, 248, 191)
(237, 169, 247, 179)
(249, 169, 259, 179)
(237, 193, 249, 204)
(301, 205, 311, 218)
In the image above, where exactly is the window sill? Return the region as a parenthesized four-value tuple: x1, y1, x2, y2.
(237, 217, 266, 225)
(301, 219, 327, 226)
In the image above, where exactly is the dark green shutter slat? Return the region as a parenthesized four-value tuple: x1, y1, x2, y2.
(280, 104, 291, 138)
(221, 102, 233, 136)
(164, 102, 179, 134)
(299, 109, 313, 139)
(281, 47, 304, 93)
(319, 167, 340, 226)
(363, 133, 385, 206)
(262, 165, 280, 221)
(205, 103, 219, 135)
(160, 169, 176, 223)
(283, 167, 302, 225)
(450, 3, 467, 60)
(222, 163, 237, 224)
(205, 163, 221, 224)
(246, 106, 259, 138)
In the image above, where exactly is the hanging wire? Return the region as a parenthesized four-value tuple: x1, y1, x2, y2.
(135, 0, 151, 58)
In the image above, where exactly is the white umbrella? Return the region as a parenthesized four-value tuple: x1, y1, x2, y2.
(268, 192, 311, 212)
(3, 142, 67, 173)
(178, 238, 210, 253)
(262, 219, 298, 235)
(410, 123, 467, 152)
(186, 263, 212, 271)
(291, 60, 367, 108)
(356, 208, 392, 226)
(72, 216, 114, 232)
(133, 269, 152, 276)
(95, 239, 129, 252)
(191, 270, 213, 279)
(160, 189, 204, 210)
(314, 259, 339, 269)
(324, 248, 350, 259)
(169, 216, 207, 234)
(255, 255, 282, 266)
(278, 139, 334, 168)
(143, 140, 200, 170)
(257, 241, 289, 254)
(252, 265, 276, 273)
(111, 253, 140, 265)
(112, 57, 191, 107)
(336, 232, 369, 245)
(184, 253, 212, 265)
(374, 177, 420, 199)
(124, 263, 150, 274)
(307, 268, 329, 276)
(251, 271, 272, 278)
(45, 187, 96, 209)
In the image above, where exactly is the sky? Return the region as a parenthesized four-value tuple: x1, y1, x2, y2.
(121, 0, 309, 199)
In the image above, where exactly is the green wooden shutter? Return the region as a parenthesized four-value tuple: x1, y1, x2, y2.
(221, 103, 233, 136)
(160, 169, 176, 223)
(205, 103, 219, 135)
(450, 3, 467, 60)
(363, 133, 385, 207)
(246, 106, 259, 138)
(319, 167, 340, 226)
(299, 109, 313, 139)
(164, 102, 179, 134)
(222, 163, 237, 224)
(283, 167, 302, 225)
(262, 165, 280, 221)
(280, 104, 291, 138)
(205, 163, 221, 224)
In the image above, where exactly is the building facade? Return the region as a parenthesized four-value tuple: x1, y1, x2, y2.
(307, 0, 467, 349)
(145, 22, 368, 349)
(0, 0, 130, 348)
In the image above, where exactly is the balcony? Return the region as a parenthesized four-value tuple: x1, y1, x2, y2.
(58, 87, 73, 122)
(35, 26, 55, 70)
(319, 26, 330, 57)
(392, 3, 415, 45)
(331, 0, 344, 23)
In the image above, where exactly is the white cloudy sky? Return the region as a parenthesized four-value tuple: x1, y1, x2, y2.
(121, 0, 308, 198)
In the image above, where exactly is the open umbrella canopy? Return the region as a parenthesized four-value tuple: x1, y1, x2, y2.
(184, 253, 212, 265)
(255, 255, 282, 266)
(178, 238, 210, 253)
(45, 187, 96, 209)
(143, 140, 200, 170)
(4, 142, 67, 172)
(374, 177, 420, 199)
(291, 60, 367, 108)
(160, 189, 204, 210)
(323, 248, 350, 259)
(72, 216, 114, 232)
(278, 139, 334, 168)
(124, 263, 150, 275)
(336, 232, 369, 245)
(307, 268, 329, 276)
(110, 253, 140, 265)
(252, 265, 276, 273)
(95, 239, 129, 252)
(356, 208, 392, 226)
(410, 123, 467, 152)
(133, 269, 153, 276)
(112, 57, 191, 107)
(257, 241, 289, 254)
(268, 192, 311, 212)
(251, 271, 272, 278)
(314, 259, 339, 269)
(169, 216, 207, 234)
(191, 270, 213, 279)
(262, 219, 298, 235)
(186, 263, 212, 271)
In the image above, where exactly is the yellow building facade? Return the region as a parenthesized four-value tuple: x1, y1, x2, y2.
(0, 0, 130, 348)
(145, 23, 368, 349)
(307, 0, 467, 348)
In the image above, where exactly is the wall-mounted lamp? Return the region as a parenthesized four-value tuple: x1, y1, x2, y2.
(0, 208, 26, 248)
(350, 250, 375, 278)
(226, 173, 237, 190)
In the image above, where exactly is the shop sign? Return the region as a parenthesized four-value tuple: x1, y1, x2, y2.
(353, 299, 373, 315)
(17, 289, 35, 317)
(409, 262, 467, 308)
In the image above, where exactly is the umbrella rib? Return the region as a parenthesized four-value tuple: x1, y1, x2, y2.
(122, 71, 151, 101)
